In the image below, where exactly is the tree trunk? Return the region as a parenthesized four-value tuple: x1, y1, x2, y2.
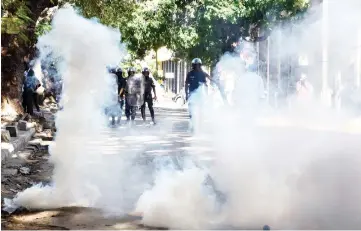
(1, 0, 57, 114)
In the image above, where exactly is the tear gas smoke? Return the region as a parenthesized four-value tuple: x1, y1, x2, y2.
(7, 7, 146, 214)
(6, 1, 361, 230)
(32, 58, 44, 84)
(136, 1, 361, 229)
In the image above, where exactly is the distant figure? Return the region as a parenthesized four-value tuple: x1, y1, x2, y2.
(125, 67, 144, 121)
(141, 67, 157, 124)
(185, 58, 210, 118)
(113, 67, 126, 113)
(296, 74, 313, 102)
(22, 69, 41, 115)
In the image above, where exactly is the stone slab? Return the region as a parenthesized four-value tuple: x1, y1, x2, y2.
(17, 120, 28, 131)
(1, 129, 11, 142)
(1, 128, 36, 162)
(5, 126, 17, 137)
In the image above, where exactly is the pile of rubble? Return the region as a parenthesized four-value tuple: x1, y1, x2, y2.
(1, 99, 58, 209)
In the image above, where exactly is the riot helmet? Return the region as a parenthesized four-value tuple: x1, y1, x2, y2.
(192, 58, 202, 65)
(115, 67, 122, 74)
(114, 67, 123, 79)
(128, 67, 136, 77)
(191, 58, 202, 71)
(142, 67, 150, 77)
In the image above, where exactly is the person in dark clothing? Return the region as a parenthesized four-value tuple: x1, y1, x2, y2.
(125, 67, 139, 121)
(185, 58, 210, 119)
(112, 67, 126, 112)
(22, 69, 41, 115)
(140, 67, 157, 124)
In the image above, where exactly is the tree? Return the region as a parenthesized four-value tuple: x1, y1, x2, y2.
(112, 0, 309, 66)
(185, 0, 310, 65)
(1, 0, 59, 113)
(120, 0, 198, 69)
(1, 0, 310, 114)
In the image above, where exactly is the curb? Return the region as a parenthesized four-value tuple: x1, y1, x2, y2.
(1, 128, 36, 162)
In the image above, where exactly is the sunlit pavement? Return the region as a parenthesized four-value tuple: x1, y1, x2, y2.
(100, 106, 215, 169)
(3, 106, 208, 230)
(5, 105, 361, 230)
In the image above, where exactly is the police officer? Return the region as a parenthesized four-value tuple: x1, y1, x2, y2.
(22, 69, 41, 115)
(125, 67, 138, 121)
(114, 67, 126, 112)
(185, 58, 210, 118)
(141, 67, 157, 124)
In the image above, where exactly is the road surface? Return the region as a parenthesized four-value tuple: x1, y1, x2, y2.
(2, 105, 361, 230)
(2, 106, 211, 230)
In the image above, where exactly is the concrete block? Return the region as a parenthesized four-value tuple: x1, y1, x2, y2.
(5, 126, 17, 137)
(17, 120, 28, 131)
(1, 128, 35, 163)
(1, 129, 11, 142)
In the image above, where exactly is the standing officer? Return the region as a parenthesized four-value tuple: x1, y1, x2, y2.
(185, 58, 210, 118)
(125, 67, 143, 122)
(140, 67, 157, 124)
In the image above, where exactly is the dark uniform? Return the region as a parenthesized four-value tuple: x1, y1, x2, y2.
(115, 69, 126, 110)
(124, 67, 141, 121)
(185, 69, 209, 118)
(185, 70, 208, 94)
(141, 76, 156, 122)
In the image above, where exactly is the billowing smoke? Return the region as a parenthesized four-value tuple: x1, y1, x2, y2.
(7, 7, 142, 214)
(136, 0, 361, 229)
(5, 1, 361, 230)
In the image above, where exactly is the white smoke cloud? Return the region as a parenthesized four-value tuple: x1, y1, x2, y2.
(9, 7, 139, 214)
(136, 1, 361, 229)
(6, 1, 361, 230)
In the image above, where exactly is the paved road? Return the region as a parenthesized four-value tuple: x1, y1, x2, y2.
(2, 106, 218, 230)
(3, 105, 361, 230)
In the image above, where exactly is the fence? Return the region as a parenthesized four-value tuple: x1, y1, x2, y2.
(161, 60, 191, 94)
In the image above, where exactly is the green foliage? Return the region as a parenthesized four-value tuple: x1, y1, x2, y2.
(67, 0, 309, 65)
(120, 0, 198, 59)
(1, 0, 33, 43)
(187, 0, 310, 64)
(35, 20, 52, 37)
(117, 0, 309, 65)
(2, 0, 309, 65)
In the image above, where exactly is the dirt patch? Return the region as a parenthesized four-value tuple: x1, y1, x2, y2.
(1, 149, 165, 230)
(1, 148, 58, 230)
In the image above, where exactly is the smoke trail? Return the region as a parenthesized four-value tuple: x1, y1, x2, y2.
(8, 7, 135, 212)
(136, 1, 361, 229)
(5, 1, 361, 230)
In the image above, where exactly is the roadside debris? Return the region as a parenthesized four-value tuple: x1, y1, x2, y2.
(19, 167, 31, 175)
